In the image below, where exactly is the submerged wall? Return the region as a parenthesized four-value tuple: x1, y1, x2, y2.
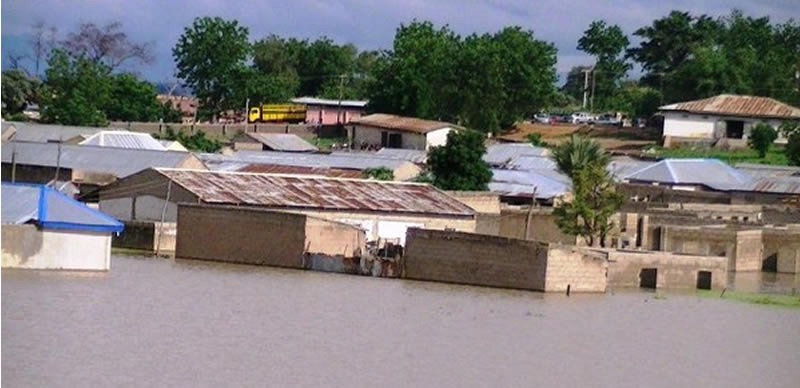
(2, 225, 111, 270)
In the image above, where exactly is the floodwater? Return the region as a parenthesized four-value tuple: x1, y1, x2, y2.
(3, 255, 800, 388)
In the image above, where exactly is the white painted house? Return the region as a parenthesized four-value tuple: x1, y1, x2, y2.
(659, 94, 800, 141)
(350, 114, 461, 151)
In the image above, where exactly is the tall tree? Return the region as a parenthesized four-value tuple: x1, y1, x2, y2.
(105, 74, 162, 122)
(1, 70, 41, 115)
(173, 17, 251, 120)
(61, 21, 154, 72)
(551, 135, 610, 178)
(578, 21, 631, 110)
(40, 50, 111, 126)
(428, 130, 492, 191)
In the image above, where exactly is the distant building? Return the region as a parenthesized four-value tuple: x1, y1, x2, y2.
(2, 183, 124, 270)
(350, 114, 461, 150)
(291, 97, 367, 125)
(99, 168, 477, 246)
(79, 130, 168, 151)
(659, 94, 800, 142)
(232, 133, 318, 152)
(1, 121, 111, 144)
(157, 95, 198, 124)
(1, 142, 206, 194)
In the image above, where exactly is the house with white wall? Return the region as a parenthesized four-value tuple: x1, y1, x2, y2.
(350, 114, 461, 150)
(659, 94, 800, 142)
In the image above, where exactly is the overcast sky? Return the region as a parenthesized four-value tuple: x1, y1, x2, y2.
(2, 0, 797, 83)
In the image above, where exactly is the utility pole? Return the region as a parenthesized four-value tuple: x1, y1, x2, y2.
(581, 68, 592, 109)
(11, 136, 17, 183)
(53, 137, 62, 185)
(590, 68, 597, 113)
(337, 74, 345, 124)
(245, 97, 250, 124)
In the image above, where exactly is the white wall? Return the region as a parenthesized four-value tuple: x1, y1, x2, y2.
(663, 112, 787, 140)
(2, 225, 111, 270)
(352, 125, 428, 150)
(99, 195, 177, 222)
(425, 127, 455, 149)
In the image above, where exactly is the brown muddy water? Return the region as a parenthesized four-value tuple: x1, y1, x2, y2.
(3, 255, 800, 388)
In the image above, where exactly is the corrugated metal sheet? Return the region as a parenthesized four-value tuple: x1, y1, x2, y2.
(155, 169, 475, 217)
(237, 163, 363, 178)
(291, 97, 368, 108)
(506, 156, 557, 171)
(659, 94, 800, 119)
(624, 159, 752, 190)
(483, 143, 549, 166)
(1, 183, 123, 232)
(740, 177, 800, 195)
(374, 148, 428, 164)
(246, 133, 318, 152)
(735, 163, 800, 179)
(4, 121, 109, 143)
(608, 159, 656, 180)
(1, 141, 199, 178)
(490, 169, 570, 199)
(203, 151, 414, 171)
(80, 131, 167, 151)
(353, 114, 455, 134)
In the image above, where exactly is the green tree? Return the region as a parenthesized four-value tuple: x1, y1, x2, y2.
(160, 101, 184, 123)
(747, 123, 778, 158)
(553, 164, 625, 247)
(362, 167, 394, 181)
(551, 135, 610, 178)
(173, 17, 250, 120)
(781, 121, 800, 166)
(1, 69, 41, 115)
(578, 21, 631, 110)
(428, 130, 492, 190)
(105, 73, 162, 122)
(40, 50, 111, 126)
(153, 127, 222, 153)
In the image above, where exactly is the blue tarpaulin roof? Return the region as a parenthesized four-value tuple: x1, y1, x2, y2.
(1, 183, 124, 233)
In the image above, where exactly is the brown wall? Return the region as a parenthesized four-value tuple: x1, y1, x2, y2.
(661, 226, 762, 271)
(112, 221, 177, 253)
(403, 228, 607, 292)
(176, 204, 307, 268)
(111, 122, 317, 142)
(404, 228, 549, 291)
(607, 250, 727, 290)
(496, 208, 578, 245)
(1, 163, 72, 184)
(304, 217, 365, 257)
(762, 226, 800, 274)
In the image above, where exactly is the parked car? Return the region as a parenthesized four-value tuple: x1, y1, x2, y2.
(570, 112, 594, 124)
(533, 113, 552, 124)
(595, 113, 621, 126)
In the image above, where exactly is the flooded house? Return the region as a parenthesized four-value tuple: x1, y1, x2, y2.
(1, 183, 124, 270)
(98, 168, 477, 253)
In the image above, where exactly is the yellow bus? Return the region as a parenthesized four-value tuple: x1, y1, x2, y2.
(248, 104, 307, 123)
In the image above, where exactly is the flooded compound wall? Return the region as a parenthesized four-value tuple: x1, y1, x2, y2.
(403, 228, 607, 292)
(607, 250, 727, 290)
(660, 225, 762, 271)
(112, 221, 176, 254)
(176, 204, 364, 269)
(762, 226, 800, 274)
(2, 225, 111, 270)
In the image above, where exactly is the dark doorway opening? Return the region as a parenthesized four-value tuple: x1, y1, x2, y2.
(696, 271, 712, 290)
(380, 131, 388, 147)
(762, 253, 778, 272)
(640, 268, 657, 289)
(726, 120, 745, 139)
(388, 133, 402, 148)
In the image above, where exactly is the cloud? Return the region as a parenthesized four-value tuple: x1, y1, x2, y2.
(2, 0, 796, 81)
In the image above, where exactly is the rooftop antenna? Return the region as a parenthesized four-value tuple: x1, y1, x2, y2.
(11, 134, 17, 183)
(53, 134, 62, 186)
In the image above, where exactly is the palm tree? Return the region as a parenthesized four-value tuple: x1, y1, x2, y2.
(551, 135, 610, 178)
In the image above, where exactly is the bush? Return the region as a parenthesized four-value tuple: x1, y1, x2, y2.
(747, 123, 778, 158)
(781, 121, 800, 166)
(526, 133, 547, 147)
(362, 167, 394, 181)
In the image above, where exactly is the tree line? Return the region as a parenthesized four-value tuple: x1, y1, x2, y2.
(3, 9, 798, 130)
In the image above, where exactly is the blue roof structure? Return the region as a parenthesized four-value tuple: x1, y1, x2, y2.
(1, 183, 124, 233)
(623, 159, 753, 191)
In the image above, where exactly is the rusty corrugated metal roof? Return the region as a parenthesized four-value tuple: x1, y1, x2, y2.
(659, 94, 800, 119)
(155, 169, 475, 217)
(236, 163, 363, 179)
(353, 114, 458, 134)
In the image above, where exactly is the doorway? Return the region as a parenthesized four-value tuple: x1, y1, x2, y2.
(725, 120, 745, 139)
(639, 268, 657, 289)
(696, 271, 712, 290)
(762, 253, 778, 272)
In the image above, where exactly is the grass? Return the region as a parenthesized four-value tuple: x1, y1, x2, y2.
(697, 289, 800, 309)
(649, 145, 789, 166)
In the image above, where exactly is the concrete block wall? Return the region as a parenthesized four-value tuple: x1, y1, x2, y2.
(544, 246, 608, 292)
(304, 217, 365, 257)
(660, 225, 762, 272)
(176, 204, 307, 268)
(497, 208, 578, 245)
(446, 192, 501, 214)
(3, 225, 112, 271)
(607, 250, 727, 290)
(404, 228, 549, 291)
(763, 226, 800, 274)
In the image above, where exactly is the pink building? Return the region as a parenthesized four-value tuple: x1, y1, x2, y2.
(291, 97, 368, 126)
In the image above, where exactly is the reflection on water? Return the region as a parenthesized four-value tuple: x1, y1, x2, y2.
(728, 271, 800, 294)
(3, 255, 800, 388)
